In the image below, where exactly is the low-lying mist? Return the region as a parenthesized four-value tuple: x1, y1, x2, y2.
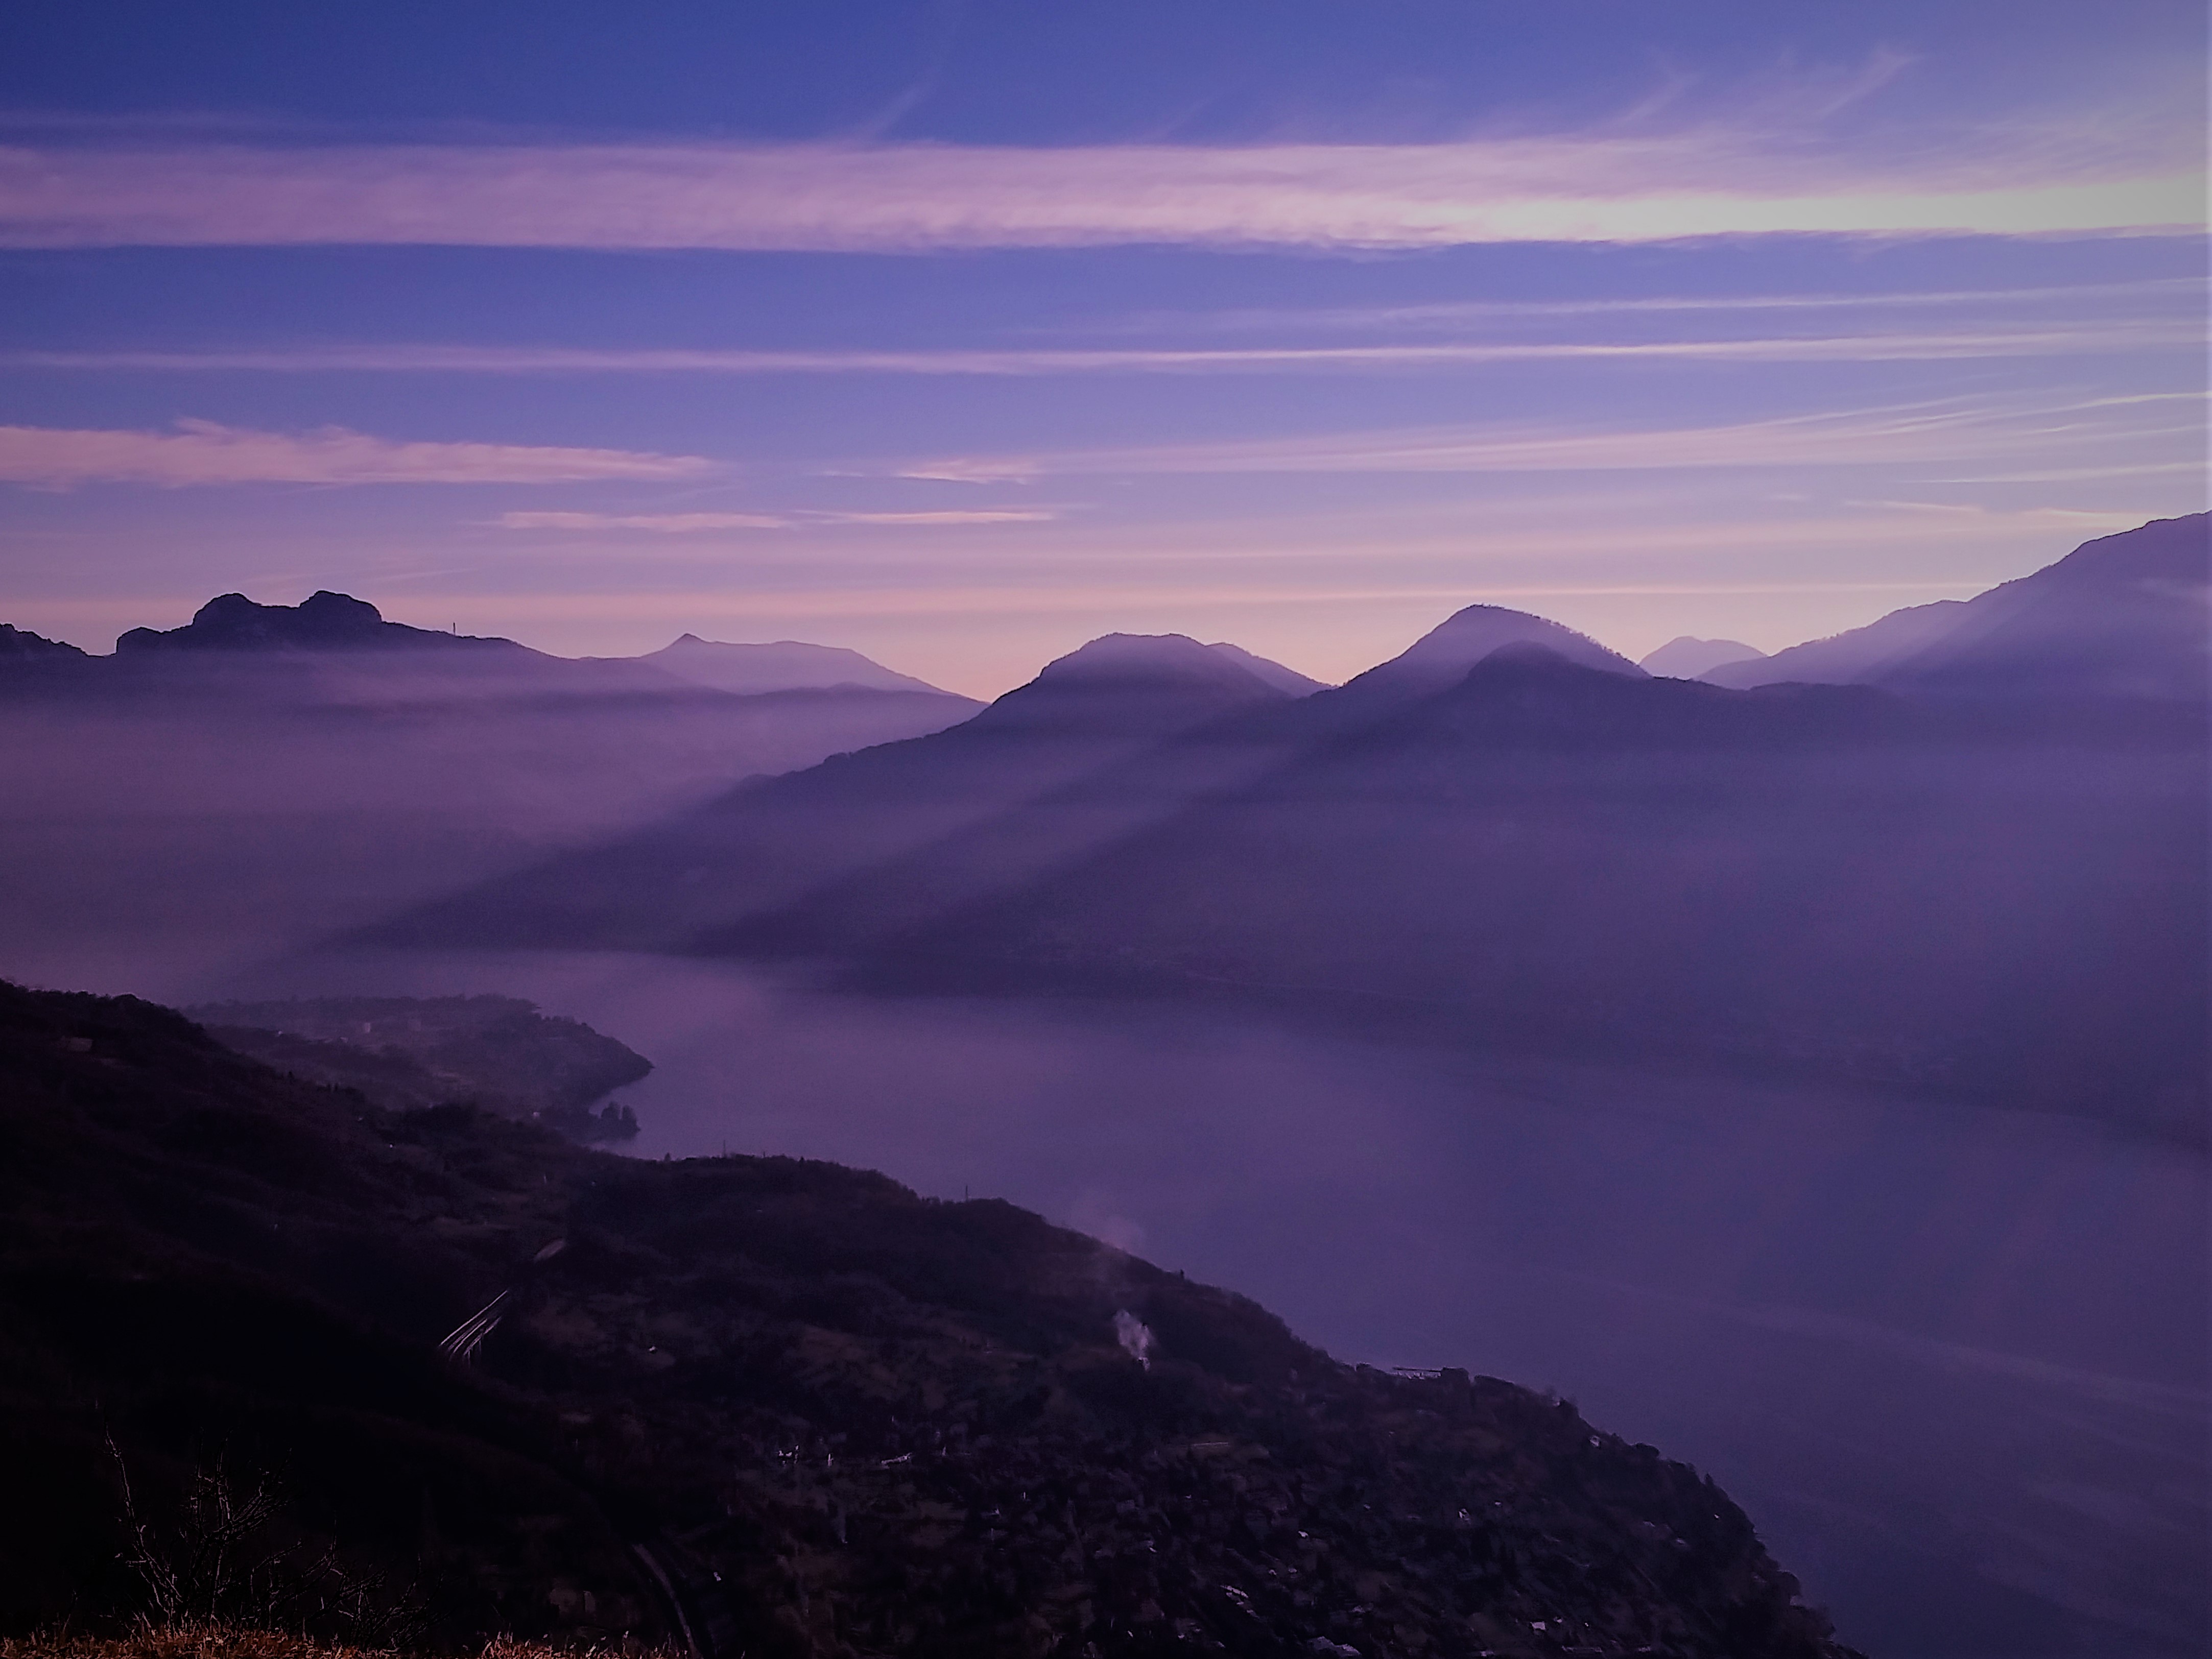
(0, 652, 976, 991)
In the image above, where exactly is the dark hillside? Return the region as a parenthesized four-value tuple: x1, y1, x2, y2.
(190, 995, 651, 1143)
(0, 982, 1856, 1658)
(0, 624, 87, 662)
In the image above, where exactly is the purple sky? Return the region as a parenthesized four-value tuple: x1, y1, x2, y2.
(1, 1, 2204, 694)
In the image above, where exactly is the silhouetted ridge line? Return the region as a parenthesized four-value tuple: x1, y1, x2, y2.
(115, 589, 523, 654)
(964, 632, 1294, 731)
(0, 622, 87, 661)
(1328, 602, 1645, 713)
(629, 633, 953, 695)
(1707, 512, 2209, 700)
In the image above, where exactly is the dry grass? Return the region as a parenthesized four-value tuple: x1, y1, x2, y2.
(2, 1629, 665, 1659)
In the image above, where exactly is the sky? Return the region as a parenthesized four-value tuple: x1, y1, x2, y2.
(0, 1, 2204, 695)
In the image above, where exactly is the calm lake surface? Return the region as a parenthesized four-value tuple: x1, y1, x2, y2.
(240, 949, 2212, 1659)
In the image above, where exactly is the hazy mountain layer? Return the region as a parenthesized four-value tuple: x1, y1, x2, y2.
(866, 647, 2204, 1136)
(1640, 637, 1765, 679)
(632, 634, 952, 696)
(0, 593, 983, 991)
(374, 634, 1301, 954)
(0, 981, 1858, 1657)
(384, 526, 2206, 1138)
(1707, 513, 2208, 699)
(375, 616, 1628, 958)
(1325, 604, 1645, 717)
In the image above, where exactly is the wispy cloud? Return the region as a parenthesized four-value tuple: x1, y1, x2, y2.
(0, 419, 715, 487)
(898, 392, 2207, 482)
(493, 507, 1058, 532)
(1134, 276, 2206, 334)
(497, 510, 790, 531)
(10, 322, 2193, 379)
(817, 509, 1058, 525)
(0, 126, 2199, 252)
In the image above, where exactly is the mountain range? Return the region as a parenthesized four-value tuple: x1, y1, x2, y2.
(11, 591, 969, 706)
(0, 593, 981, 990)
(1702, 513, 2207, 699)
(627, 633, 955, 696)
(382, 515, 2208, 1137)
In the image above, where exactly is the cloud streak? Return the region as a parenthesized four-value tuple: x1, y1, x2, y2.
(0, 128, 2200, 252)
(1154, 276, 2206, 333)
(898, 393, 2207, 482)
(8, 323, 2193, 379)
(0, 419, 715, 487)
(494, 507, 1058, 531)
(497, 510, 790, 531)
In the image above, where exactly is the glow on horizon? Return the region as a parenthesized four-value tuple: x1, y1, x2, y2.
(1, 7, 2203, 695)
(10, 496, 2172, 699)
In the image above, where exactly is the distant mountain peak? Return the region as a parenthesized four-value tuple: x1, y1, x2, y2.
(969, 632, 1293, 736)
(0, 622, 88, 661)
(1706, 514, 2208, 700)
(2041, 510, 2210, 587)
(633, 634, 954, 696)
(1035, 632, 1281, 686)
(114, 590, 516, 654)
(1336, 604, 1644, 708)
(1641, 636, 1766, 679)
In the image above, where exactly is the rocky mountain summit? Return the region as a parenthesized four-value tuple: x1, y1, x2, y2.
(114, 591, 518, 655)
(0, 981, 1857, 1658)
(0, 624, 87, 661)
